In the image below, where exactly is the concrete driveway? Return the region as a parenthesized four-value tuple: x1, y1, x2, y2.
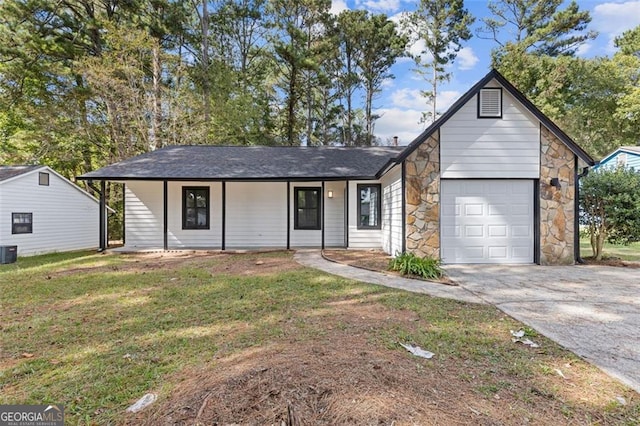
(444, 264, 640, 394)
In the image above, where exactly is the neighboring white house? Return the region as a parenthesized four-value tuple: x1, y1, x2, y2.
(80, 69, 595, 265)
(0, 165, 102, 256)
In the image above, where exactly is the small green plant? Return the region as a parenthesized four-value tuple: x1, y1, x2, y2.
(388, 252, 443, 280)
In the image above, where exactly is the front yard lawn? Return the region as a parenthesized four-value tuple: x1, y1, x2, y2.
(1, 251, 638, 424)
(581, 238, 640, 262)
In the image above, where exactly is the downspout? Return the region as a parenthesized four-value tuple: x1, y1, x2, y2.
(401, 161, 406, 253)
(575, 163, 590, 264)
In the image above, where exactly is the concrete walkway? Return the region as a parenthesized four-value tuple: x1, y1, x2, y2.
(294, 251, 640, 394)
(293, 250, 484, 304)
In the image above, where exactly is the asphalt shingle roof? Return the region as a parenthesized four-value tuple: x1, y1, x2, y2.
(0, 165, 42, 182)
(79, 145, 404, 181)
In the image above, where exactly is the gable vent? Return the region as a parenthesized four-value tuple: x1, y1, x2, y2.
(478, 88, 502, 118)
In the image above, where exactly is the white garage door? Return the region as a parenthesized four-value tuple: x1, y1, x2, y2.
(441, 180, 534, 264)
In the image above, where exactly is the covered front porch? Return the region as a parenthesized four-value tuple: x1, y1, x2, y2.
(94, 178, 395, 252)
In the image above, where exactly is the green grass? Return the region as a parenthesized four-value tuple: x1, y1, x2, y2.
(580, 238, 640, 261)
(1, 251, 638, 424)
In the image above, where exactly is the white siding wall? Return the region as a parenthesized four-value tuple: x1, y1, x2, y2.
(226, 182, 287, 248)
(441, 79, 541, 179)
(324, 181, 345, 247)
(123, 180, 351, 250)
(0, 169, 99, 255)
(347, 180, 383, 249)
(290, 181, 345, 248)
(381, 165, 403, 255)
(125, 181, 164, 248)
(167, 182, 223, 248)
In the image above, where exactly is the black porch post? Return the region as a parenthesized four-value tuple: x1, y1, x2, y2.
(99, 180, 106, 251)
(344, 180, 349, 248)
(287, 181, 290, 250)
(222, 181, 226, 250)
(163, 180, 168, 250)
(321, 181, 325, 250)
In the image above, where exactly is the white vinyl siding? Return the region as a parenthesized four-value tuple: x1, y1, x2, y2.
(628, 153, 640, 170)
(0, 168, 99, 255)
(599, 151, 640, 171)
(381, 165, 403, 255)
(324, 181, 346, 247)
(124, 180, 348, 250)
(441, 80, 540, 179)
(441, 180, 534, 264)
(290, 181, 345, 248)
(347, 180, 382, 249)
(167, 182, 222, 248)
(125, 181, 164, 249)
(226, 182, 287, 249)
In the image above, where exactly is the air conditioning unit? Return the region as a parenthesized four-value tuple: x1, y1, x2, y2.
(0, 246, 17, 264)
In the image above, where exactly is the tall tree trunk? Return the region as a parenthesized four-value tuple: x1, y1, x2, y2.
(432, 65, 437, 121)
(365, 82, 373, 146)
(151, 44, 162, 150)
(345, 54, 353, 146)
(75, 75, 94, 179)
(201, 0, 211, 125)
(287, 66, 298, 146)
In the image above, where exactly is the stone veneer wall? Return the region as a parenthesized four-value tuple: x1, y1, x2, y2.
(540, 126, 575, 265)
(405, 131, 440, 258)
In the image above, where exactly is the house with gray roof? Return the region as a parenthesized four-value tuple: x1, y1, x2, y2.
(80, 69, 595, 265)
(0, 165, 103, 256)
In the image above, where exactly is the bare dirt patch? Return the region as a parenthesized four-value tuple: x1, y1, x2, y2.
(323, 249, 455, 285)
(48, 250, 300, 278)
(126, 299, 635, 425)
(582, 257, 640, 268)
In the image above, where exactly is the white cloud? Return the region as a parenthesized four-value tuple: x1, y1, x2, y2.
(330, 0, 348, 16)
(357, 0, 401, 14)
(375, 89, 462, 143)
(436, 90, 462, 111)
(456, 47, 479, 71)
(575, 42, 592, 57)
(380, 78, 395, 89)
(373, 108, 423, 145)
(391, 88, 426, 109)
(592, 1, 640, 51)
(389, 87, 460, 111)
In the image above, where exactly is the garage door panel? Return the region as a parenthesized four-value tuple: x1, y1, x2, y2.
(464, 225, 484, 237)
(441, 225, 460, 237)
(464, 204, 484, 216)
(512, 225, 531, 237)
(488, 225, 507, 237)
(441, 180, 534, 264)
(488, 246, 508, 259)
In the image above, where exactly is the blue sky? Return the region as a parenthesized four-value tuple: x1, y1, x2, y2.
(328, 0, 640, 144)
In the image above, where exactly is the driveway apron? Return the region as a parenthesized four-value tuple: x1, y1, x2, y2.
(445, 264, 640, 394)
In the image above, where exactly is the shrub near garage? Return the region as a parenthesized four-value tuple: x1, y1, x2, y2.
(580, 166, 640, 260)
(388, 251, 443, 280)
